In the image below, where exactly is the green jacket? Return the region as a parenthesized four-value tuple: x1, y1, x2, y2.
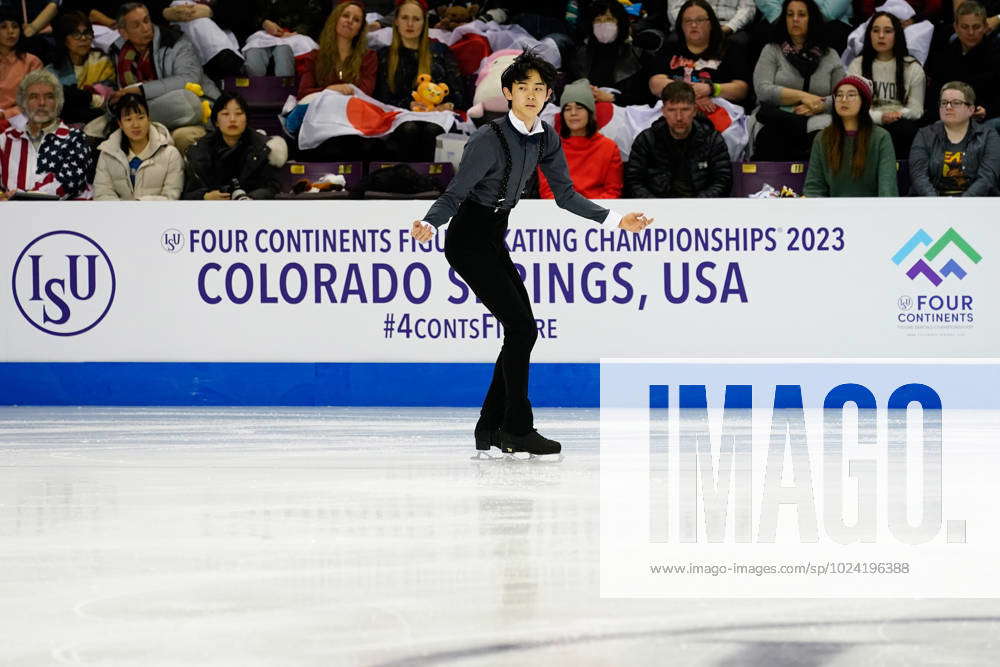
(803, 126, 898, 197)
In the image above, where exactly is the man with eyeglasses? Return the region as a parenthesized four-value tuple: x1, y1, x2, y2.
(909, 81, 1000, 196)
(925, 1, 1000, 121)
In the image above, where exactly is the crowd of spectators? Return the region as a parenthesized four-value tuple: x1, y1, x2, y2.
(1, 0, 999, 201)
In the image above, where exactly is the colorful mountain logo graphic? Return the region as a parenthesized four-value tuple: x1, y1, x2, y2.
(891, 228, 982, 286)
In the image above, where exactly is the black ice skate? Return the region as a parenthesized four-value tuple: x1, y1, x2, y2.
(472, 424, 502, 459)
(499, 429, 562, 461)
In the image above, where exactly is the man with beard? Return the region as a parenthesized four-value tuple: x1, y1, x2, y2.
(0, 69, 93, 199)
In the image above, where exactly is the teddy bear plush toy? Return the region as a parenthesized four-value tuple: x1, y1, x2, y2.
(435, 3, 479, 30)
(411, 74, 450, 111)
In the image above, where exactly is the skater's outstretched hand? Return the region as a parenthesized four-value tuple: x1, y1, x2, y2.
(410, 220, 435, 242)
(619, 212, 653, 233)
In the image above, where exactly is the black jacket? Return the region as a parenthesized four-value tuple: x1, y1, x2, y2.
(374, 41, 466, 111)
(183, 130, 280, 200)
(566, 40, 655, 108)
(625, 116, 732, 198)
(925, 33, 1000, 119)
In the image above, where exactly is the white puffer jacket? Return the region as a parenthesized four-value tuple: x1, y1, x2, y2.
(93, 122, 184, 200)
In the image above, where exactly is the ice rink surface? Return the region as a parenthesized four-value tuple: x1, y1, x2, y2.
(1, 406, 998, 666)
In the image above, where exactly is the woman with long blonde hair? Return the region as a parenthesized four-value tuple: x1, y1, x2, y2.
(373, 0, 464, 111)
(298, 0, 377, 97)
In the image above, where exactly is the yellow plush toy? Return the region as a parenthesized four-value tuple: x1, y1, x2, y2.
(411, 74, 449, 111)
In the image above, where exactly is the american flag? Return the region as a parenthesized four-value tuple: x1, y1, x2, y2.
(1, 123, 94, 199)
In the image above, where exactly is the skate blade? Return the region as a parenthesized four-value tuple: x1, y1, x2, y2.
(470, 450, 503, 461)
(499, 452, 563, 463)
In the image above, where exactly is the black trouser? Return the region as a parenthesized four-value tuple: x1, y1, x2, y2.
(754, 108, 818, 161)
(445, 199, 537, 435)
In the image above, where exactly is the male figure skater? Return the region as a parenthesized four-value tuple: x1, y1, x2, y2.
(409, 51, 653, 458)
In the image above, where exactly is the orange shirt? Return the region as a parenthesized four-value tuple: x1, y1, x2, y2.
(0, 51, 44, 119)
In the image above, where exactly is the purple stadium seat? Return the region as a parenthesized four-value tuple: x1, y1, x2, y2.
(730, 161, 808, 197)
(221, 76, 297, 111)
(275, 161, 363, 199)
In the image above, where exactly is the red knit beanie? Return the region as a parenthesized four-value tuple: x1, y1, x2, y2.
(834, 75, 873, 106)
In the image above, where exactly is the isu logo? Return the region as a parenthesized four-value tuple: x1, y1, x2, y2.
(11, 231, 116, 336)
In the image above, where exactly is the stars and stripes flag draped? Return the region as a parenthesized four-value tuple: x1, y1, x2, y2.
(1, 123, 94, 199)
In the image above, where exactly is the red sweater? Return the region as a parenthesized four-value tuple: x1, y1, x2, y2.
(297, 50, 378, 98)
(538, 132, 623, 200)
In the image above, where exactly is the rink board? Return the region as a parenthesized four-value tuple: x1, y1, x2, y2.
(1, 199, 996, 405)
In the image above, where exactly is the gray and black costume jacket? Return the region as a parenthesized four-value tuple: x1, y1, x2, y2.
(423, 112, 619, 229)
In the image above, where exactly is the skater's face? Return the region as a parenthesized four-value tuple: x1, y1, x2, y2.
(503, 69, 550, 122)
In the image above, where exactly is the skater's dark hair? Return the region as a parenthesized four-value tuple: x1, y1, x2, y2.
(501, 49, 557, 109)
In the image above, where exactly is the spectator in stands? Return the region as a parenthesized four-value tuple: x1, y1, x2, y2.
(2, 0, 60, 61)
(625, 80, 732, 197)
(373, 0, 463, 110)
(757, 0, 853, 53)
(93, 91, 183, 200)
(373, 0, 464, 160)
(0, 9, 42, 127)
(804, 75, 898, 196)
(217, 0, 328, 76)
(909, 81, 1000, 195)
(298, 0, 377, 97)
(647, 0, 751, 112)
(752, 0, 844, 161)
(159, 1, 245, 80)
(109, 3, 218, 151)
(183, 91, 282, 200)
(665, 0, 757, 49)
(924, 1, 1000, 121)
(46, 11, 113, 124)
(564, 0, 655, 107)
(847, 11, 924, 157)
(538, 79, 623, 199)
(0, 69, 93, 199)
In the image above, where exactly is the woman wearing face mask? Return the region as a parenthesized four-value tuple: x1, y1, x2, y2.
(803, 76, 897, 196)
(565, 0, 655, 107)
(46, 11, 114, 124)
(93, 91, 184, 200)
(647, 0, 750, 112)
(846, 11, 924, 157)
